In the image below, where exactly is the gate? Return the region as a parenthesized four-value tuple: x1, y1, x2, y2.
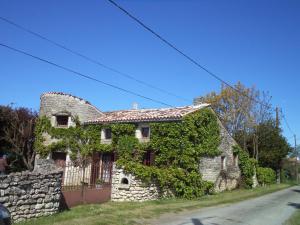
(59, 153, 113, 208)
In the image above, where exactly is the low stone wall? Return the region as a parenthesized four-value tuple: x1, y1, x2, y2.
(111, 166, 164, 202)
(0, 169, 63, 223)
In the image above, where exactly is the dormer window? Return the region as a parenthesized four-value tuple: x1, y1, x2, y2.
(141, 127, 150, 138)
(56, 115, 69, 127)
(104, 128, 112, 140)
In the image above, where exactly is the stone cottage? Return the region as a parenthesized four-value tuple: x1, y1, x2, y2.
(39, 92, 241, 202)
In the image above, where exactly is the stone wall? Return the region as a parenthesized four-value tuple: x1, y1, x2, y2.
(111, 165, 164, 202)
(0, 168, 63, 223)
(40, 92, 103, 123)
(199, 118, 241, 192)
(111, 117, 242, 201)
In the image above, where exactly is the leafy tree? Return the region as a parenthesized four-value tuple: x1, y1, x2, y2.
(256, 120, 292, 171)
(0, 105, 37, 171)
(0, 106, 11, 152)
(194, 82, 272, 160)
(289, 145, 300, 159)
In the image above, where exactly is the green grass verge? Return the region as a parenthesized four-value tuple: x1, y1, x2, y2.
(18, 184, 293, 225)
(284, 209, 300, 225)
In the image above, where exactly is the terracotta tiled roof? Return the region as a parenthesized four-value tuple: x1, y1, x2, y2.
(85, 104, 209, 124)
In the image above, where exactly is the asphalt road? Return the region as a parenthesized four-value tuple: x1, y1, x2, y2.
(152, 186, 300, 225)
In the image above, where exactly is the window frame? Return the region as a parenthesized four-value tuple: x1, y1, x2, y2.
(141, 126, 150, 139)
(233, 153, 238, 167)
(55, 115, 69, 128)
(104, 128, 112, 140)
(221, 156, 226, 170)
(143, 150, 155, 166)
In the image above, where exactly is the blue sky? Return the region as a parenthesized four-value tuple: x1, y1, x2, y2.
(0, 0, 299, 144)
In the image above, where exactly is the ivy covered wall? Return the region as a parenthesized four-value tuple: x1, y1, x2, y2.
(35, 108, 236, 199)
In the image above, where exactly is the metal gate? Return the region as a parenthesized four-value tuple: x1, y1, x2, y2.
(59, 153, 113, 208)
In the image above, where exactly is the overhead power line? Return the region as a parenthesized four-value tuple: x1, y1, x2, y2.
(0, 43, 173, 107)
(106, 0, 272, 109)
(0, 16, 190, 103)
(107, 0, 297, 136)
(1, 8, 296, 137)
(282, 113, 295, 135)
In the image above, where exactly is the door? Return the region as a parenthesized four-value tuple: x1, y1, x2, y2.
(101, 153, 113, 183)
(90, 152, 101, 185)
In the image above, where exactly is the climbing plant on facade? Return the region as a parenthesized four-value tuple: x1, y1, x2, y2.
(34, 108, 221, 199)
(34, 116, 112, 159)
(233, 145, 257, 188)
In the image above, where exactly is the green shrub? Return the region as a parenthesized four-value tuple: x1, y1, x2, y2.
(257, 167, 276, 185)
(233, 145, 257, 188)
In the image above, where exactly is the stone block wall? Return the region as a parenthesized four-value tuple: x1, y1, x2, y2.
(40, 92, 103, 123)
(111, 165, 164, 202)
(0, 169, 63, 223)
(199, 118, 241, 192)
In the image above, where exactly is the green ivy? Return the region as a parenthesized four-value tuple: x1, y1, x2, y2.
(34, 116, 112, 159)
(233, 145, 257, 188)
(116, 108, 221, 198)
(35, 108, 221, 199)
(256, 167, 276, 186)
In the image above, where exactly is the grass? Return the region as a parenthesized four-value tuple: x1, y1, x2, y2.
(18, 184, 293, 225)
(284, 210, 300, 225)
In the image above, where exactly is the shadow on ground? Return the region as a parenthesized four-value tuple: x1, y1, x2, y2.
(191, 218, 203, 225)
(189, 217, 219, 225)
(288, 202, 300, 209)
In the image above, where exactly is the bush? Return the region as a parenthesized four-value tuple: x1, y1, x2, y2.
(257, 167, 276, 186)
(233, 145, 257, 188)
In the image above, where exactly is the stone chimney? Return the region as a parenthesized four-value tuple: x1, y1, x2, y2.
(132, 102, 138, 110)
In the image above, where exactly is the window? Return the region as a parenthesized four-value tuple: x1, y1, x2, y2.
(52, 152, 66, 167)
(104, 128, 112, 140)
(121, 178, 129, 185)
(221, 156, 226, 170)
(56, 115, 68, 127)
(143, 150, 155, 166)
(233, 153, 238, 167)
(141, 127, 150, 138)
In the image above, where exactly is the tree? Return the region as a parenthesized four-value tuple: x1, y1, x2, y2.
(34, 116, 107, 168)
(289, 145, 300, 159)
(256, 120, 292, 171)
(0, 106, 11, 153)
(194, 82, 272, 160)
(0, 105, 37, 171)
(194, 82, 257, 135)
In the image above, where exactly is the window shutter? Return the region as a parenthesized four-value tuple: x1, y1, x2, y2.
(150, 151, 155, 166)
(143, 150, 155, 166)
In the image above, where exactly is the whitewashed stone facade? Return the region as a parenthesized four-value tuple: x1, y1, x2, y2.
(111, 165, 164, 202)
